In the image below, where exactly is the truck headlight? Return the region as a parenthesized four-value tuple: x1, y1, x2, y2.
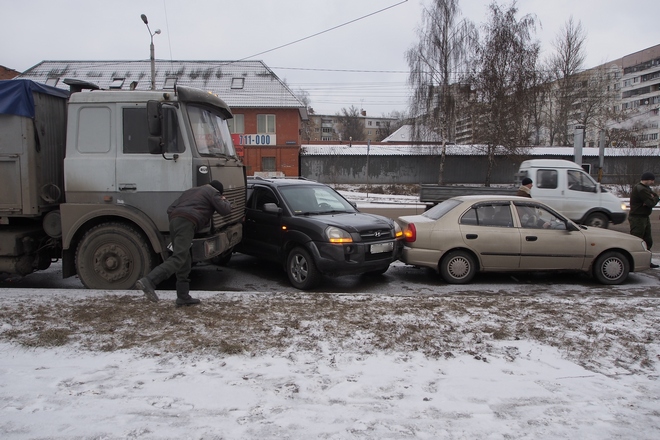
(326, 226, 353, 244)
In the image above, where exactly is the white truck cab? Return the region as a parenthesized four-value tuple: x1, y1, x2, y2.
(518, 159, 627, 228)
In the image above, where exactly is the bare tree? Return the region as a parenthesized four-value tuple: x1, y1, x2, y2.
(377, 110, 408, 140)
(406, 0, 477, 183)
(337, 106, 365, 142)
(547, 16, 587, 145)
(294, 88, 315, 142)
(469, 1, 539, 185)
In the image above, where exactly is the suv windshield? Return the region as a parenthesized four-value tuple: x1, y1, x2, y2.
(188, 105, 237, 158)
(279, 185, 358, 215)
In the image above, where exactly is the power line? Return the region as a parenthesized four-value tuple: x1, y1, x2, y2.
(237, 0, 409, 61)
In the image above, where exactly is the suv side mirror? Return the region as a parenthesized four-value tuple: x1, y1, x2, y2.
(263, 203, 281, 214)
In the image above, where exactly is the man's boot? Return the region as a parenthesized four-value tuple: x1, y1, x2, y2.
(135, 267, 169, 303)
(176, 281, 200, 307)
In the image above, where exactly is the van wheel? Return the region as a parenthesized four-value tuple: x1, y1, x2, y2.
(76, 223, 155, 290)
(585, 213, 609, 228)
(593, 251, 629, 285)
(440, 250, 476, 284)
(286, 247, 321, 290)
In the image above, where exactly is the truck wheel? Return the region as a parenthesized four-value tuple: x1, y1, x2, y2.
(76, 223, 155, 290)
(286, 246, 321, 290)
(593, 251, 629, 285)
(584, 213, 609, 229)
(440, 250, 476, 284)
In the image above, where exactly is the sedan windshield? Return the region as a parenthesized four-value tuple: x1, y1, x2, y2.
(188, 105, 237, 158)
(279, 185, 358, 215)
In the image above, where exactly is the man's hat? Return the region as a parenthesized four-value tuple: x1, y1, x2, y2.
(210, 180, 224, 194)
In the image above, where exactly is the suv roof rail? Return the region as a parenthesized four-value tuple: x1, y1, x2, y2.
(247, 176, 314, 181)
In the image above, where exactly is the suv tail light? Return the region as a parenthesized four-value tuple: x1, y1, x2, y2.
(404, 223, 416, 242)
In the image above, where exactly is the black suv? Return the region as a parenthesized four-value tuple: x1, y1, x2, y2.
(235, 177, 404, 289)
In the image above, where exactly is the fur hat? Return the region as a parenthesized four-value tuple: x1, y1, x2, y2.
(521, 177, 533, 186)
(641, 172, 655, 181)
(210, 180, 224, 194)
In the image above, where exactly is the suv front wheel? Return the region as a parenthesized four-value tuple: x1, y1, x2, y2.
(286, 246, 321, 290)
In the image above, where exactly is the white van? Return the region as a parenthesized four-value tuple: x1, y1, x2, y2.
(518, 159, 627, 228)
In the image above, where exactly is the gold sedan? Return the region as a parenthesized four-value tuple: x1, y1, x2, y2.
(398, 195, 651, 285)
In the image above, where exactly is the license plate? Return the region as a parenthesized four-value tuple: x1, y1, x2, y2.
(370, 242, 394, 254)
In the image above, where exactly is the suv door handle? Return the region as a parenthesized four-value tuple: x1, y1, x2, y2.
(525, 236, 538, 241)
(119, 183, 137, 191)
(465, 234, 478, 239)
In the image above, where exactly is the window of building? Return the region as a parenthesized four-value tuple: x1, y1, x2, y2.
(231, 77, 245, 89)
(45, 77, 59, 86)
(262, 157, 276, 171)
(257, 114, 276, 133)
(368, 121, 372, 126)
(164, 76, 177, 89)
(110, 78, 125, 89)
(228, 114, 244, 133)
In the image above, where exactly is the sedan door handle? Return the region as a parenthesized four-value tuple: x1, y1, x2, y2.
(525, 236, 538, 241)
(465, 234, 478, 240)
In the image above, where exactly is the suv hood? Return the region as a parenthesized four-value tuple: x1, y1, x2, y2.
(302, 212, 393, 232)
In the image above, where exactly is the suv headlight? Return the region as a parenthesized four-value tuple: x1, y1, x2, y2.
(326, 226, 353, 243)
(394, 222, 403, 239)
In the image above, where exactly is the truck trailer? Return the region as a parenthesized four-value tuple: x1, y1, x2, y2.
(0, 79, 246, 289)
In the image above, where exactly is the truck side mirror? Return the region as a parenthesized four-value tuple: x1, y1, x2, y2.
(147, 100, 162, 136)
(147, 136, 163, 154)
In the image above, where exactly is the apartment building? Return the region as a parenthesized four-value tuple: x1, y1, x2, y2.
(607, 44, 660, 148)
(305, 113, 396, 142)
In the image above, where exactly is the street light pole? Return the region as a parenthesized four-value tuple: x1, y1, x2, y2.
(140, 14, 160, 90)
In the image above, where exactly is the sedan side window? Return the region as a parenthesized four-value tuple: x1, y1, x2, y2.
(515, 204, 567, 230)
(461, 204, 512, 228)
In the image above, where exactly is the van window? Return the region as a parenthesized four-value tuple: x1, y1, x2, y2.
(537, 170, 558, 189)
(567, 170, 597, 193)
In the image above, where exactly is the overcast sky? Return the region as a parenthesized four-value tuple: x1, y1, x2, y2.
(2, 0, 658, 115)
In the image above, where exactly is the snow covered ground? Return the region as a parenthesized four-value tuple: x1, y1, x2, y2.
(1, 284, 659, 439)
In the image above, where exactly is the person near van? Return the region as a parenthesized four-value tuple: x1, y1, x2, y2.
(136, 180, 232, 305)
(629, 172, 659, 267)
(516, 177, 533, 198)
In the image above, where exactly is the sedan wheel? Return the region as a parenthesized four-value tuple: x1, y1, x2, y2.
(440, 250, 476, 284)
(593, 251, 629, 285)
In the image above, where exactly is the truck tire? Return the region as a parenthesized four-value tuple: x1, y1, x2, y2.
(286, 246, 321, 290)
(76, 223, 155, 290)
(584, 212, 609, 229)
(440, 250, 477, 284)
(592, 250, 629, 285)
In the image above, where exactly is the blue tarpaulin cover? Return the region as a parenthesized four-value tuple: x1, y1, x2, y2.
(0, 79, 70, 118)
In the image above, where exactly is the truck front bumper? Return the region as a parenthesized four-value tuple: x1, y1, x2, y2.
(191, 223, 242, 261)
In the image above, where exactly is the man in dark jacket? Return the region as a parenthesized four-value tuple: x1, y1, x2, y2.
(516, 177, 533, 198)
(136, 181, 232, 305)
(629, 172, 659, 267)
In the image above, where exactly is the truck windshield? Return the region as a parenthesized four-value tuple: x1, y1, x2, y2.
(188, 105, 237, 158)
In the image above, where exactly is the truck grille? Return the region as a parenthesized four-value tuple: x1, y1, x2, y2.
(213, 186, 245, 230)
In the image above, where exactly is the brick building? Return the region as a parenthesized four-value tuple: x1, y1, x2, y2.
(0, 65, 20, 80)
(15, 60, 307, 176)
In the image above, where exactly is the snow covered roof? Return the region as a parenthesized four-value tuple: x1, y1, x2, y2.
(17, 60, 304, 109)
(301, 144, 660, 157)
